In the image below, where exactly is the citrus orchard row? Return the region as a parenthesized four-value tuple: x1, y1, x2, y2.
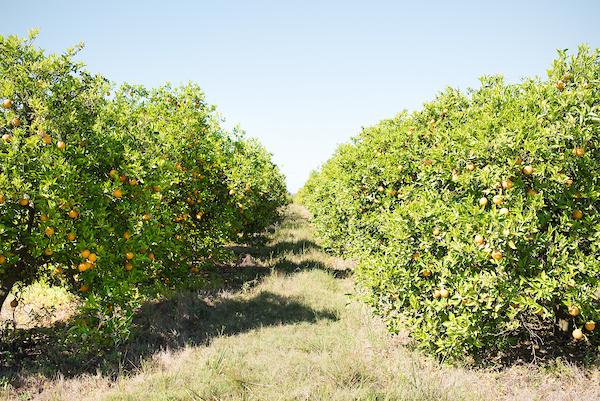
(298, 45, 599, 360)
(0, 32, 287, 342)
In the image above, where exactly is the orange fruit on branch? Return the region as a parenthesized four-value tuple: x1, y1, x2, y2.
(491, 250, 503, 261)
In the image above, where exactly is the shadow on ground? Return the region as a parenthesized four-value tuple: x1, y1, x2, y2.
(0, 234, 345, 383)
(0, 286, 338, 382)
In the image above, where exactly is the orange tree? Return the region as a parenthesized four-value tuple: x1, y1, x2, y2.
(299, 46, 599, 360)
(225, 136, 288, 238)
(0, 32, 287, 344)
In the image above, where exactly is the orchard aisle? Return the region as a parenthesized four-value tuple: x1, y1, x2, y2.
(8, 205, 599, 401)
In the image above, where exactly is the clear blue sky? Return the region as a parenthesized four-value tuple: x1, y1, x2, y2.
(3, 1, 599, 192)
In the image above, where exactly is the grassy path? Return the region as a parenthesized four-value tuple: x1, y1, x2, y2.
(3, 205, 600, 400)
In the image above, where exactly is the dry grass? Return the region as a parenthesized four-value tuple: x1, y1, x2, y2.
(1, 204, 599, 400)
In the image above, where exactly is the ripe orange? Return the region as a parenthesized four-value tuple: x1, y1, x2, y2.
(57, 140, 65, 150)
(19, 198, 30, 207)
(522, 165, 533, 175)
(78, 262, 89, 272)
(125, 252, 134, 260)
(440, 288, 449, 298)
(492, 195, 503, 205)
(501, 179, 513, 190)
(191, 267, 200, 273)
(556, 80, 565, 91)
(68, 209, 79, 219)
(124, 231, 131, 240)
(573, 147, 585, 157)
(422, 270, 431, 277)
(42, 135, 52, 145)
(148, 252, 156, 261)
(125, 262, 133, 271)
(585, 321, 596, 332)
(40, 214, 49, 222)
(2, 99, 13, 109)
(572, 210, 583, 220)
(88, 253, 97, 263)
(67, 232, 77, 241)
(568, 305, 580, 317)
(10, 117, 21, 127)
(491, 250, 503, 261)
(44, 227, 55, 237)
(79, 285, 89, 293)
(81, 249, 91, 258)
(54, 267, 63, 274)
(572, 328, 583, 340)
(474, 234, 485, 245)
(10, 299, 18, 308)
(0, 255, 6, 264)
(113, 188, 123, 198)
(143, 213, 151, 221)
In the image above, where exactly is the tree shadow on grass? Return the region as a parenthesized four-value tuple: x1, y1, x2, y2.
(1, 289, 338, 383)
(203, 257, 351, 294)
(227, 239, 321, 259)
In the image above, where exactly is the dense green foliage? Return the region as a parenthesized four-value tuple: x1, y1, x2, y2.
(0, 32, 287, 343)
(299, 46, 600, 360)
